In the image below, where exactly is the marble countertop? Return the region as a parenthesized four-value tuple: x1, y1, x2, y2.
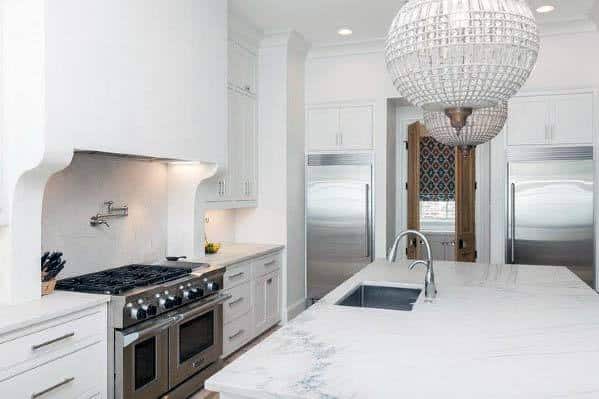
(207, 259, 599, 398)
(0, 291, 110, 336)
(184, 243, 284, 276)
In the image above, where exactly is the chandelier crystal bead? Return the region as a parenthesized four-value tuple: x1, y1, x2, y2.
(423, 101, 508, 149)
(385, 0, 539, 113)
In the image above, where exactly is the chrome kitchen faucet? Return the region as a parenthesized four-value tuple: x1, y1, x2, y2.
(387, 230, 437, 300)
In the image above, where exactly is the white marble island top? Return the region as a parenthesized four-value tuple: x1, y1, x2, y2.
(207, 260, 599, 398)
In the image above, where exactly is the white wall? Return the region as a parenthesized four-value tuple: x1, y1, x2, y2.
(204, 209, 237, 243)
(42, 153, 168, 278)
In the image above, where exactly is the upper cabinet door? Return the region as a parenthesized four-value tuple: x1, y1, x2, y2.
(307, 108, 340, 151)
(228, 41, 257, 96)
(551, 93, 593, 145)
(339, 106, 374, 150)
(507, 97, 550, 146)
(241, 93, 258, 200)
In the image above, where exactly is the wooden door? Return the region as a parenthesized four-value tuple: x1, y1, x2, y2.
(455, 147, 477, 262)
(406, 122, 426, 259)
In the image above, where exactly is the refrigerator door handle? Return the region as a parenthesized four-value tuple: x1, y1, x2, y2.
(365, 184, 371, 259)
(510, 182, 516, 264)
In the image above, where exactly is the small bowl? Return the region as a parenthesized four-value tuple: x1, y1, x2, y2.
(205, 243, 221, 254)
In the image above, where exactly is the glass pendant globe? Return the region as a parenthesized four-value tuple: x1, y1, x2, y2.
(423, 101, 508, 150)
(385, 0, 539, 128)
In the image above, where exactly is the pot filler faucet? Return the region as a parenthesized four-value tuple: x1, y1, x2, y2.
(387, 230, 437, 300)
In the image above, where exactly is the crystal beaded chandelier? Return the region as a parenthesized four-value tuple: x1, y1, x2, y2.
(385, 0, 539, 138)
(423, 101, 508, 151)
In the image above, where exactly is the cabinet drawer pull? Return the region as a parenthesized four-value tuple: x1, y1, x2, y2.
(228, 329, 245, 340)
(228, 272, 245, 280)
(31, 377, 75, 398)
(228, 297, 244, 307)
(31, 332, 75, 350)
(263, 260, 276, 267)
(267, 278, 273, 285)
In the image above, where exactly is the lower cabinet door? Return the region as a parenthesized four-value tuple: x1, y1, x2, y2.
(2, 342, 106, 398)
(265, 270, 281, 326)
(252, 276, 268, 336)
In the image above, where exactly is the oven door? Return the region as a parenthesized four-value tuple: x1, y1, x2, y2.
(114, 315, 172, 399)
(168, 294, 228, 388)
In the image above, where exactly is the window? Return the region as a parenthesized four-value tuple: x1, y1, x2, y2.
(420, 201, 455, 231)
(419, 136, 455, 232)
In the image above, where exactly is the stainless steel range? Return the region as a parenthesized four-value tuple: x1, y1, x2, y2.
(57, 264, 230, 399)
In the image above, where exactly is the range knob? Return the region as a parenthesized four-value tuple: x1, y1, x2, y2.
(160, 296, 176, 309)
(191, 287, 203, 299)
(183, 290, 191, 299)
(131, 307, 147, 320)
(143, 304, 157, 316)
(173, 296, 183, 306)
(206, 281, 219, 292)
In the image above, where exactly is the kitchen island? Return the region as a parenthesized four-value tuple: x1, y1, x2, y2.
(206, 259, 599, 398)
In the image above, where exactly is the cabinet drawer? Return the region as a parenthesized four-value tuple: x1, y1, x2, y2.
(1, 342, 105, 398)
(0, 308, 106, 375)
(251, 253, 281, 279)
(223, 282, 251, 324)
(223, 261, 251, 290)
(222, 312, 252, 358)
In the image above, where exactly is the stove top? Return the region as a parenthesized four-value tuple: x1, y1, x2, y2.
(56, 264, 192, 295)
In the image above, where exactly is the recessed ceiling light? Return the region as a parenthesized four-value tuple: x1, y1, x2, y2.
(337, 28, 353, 36)
(536, 5, 555, 13)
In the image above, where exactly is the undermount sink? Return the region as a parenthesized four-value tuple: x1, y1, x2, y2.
(336, 284, 422, 311)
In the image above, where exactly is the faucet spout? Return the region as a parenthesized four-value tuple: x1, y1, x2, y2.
(387, 229, 437, 300)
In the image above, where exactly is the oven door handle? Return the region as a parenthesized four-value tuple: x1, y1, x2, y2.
(172, 293, 232, 323)
(122, 316, 175, 347)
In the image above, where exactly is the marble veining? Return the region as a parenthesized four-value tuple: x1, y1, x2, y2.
(207, 260, 599, 399)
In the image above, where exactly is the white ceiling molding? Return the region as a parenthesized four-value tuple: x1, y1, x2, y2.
(307, 38, 385, 60)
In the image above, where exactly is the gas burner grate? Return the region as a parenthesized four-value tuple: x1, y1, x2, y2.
(56, 264, 192, 295)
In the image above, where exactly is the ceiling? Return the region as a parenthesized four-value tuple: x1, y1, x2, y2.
(230, 0, 599, 46)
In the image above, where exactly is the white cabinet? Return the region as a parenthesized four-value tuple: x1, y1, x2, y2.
(339, 107, 374, 150)
(507, 97, 550, 146)
(307, 108, 340, 151)
(0, 303, 108, 398)
(204, 39, 258, 208)
(507, 92, 594, 146)
(221, 251, 283, 358)
(228, 41, 257, 96)
(552, 94, 594, 144)
(307, 105, 373, 152)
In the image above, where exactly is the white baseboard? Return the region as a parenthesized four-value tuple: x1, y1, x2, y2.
(286, 297, 307, 321)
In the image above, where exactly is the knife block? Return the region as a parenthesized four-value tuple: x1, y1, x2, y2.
(42, 279, 56, 296)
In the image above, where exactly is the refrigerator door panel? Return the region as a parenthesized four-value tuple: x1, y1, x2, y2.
(307, 162, 373, 301)
(508, 159, 594, 287)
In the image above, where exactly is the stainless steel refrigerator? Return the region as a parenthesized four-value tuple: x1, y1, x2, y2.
(306, 153, 374, 302)
(506, 146, 595, 288)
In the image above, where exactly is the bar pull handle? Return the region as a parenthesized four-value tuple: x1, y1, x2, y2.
(31, 332, 75, 351)
(228, 272, 245, 280)
(228, 297, 244, 307)
(228, 329, 245, 340)
(31, 377, 75, 398)
(263, 260, 276, 267)
(510, 182, 516, 264)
